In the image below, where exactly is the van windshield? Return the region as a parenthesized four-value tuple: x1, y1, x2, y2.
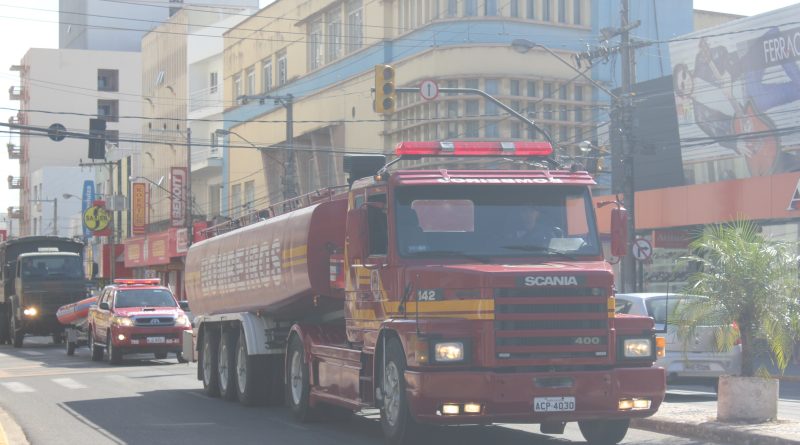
(394, 184, 601, 258)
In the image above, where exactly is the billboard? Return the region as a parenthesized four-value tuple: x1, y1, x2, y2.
(131, 182, 147, 235)
(81, 180, 95, 238)
(170, 167, 187, 228)
(670, 6, 800, 181)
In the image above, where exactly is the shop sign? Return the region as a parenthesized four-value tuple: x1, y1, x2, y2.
(652, 229, 691, 249)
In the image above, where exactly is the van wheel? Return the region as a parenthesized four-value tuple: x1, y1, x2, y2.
(578, 419, 630, 445)
(235, 327, 267, 406)
(286, 334, 316, 421)
(89, 329, 103, 361)
(217, 329, 238, 401)
(380, 337, 423, 444)
(201, 329, 220, 397)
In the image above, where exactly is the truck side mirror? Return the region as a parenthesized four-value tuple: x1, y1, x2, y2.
(99, 302, 110, 310)
(346, 207, 370, 264)
(610, 207, 628, 257)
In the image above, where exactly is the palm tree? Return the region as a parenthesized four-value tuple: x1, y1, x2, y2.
(677, 219, 800, 377)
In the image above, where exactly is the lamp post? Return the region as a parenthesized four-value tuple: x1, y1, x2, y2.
(29, 198, 57, 236)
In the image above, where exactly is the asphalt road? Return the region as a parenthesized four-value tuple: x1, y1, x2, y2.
(0, 336, 737, 445)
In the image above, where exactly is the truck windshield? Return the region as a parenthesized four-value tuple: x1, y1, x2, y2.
(21, 256, 84, 280)
(115, 289, 177, 308)
(395, 185, 601, 258)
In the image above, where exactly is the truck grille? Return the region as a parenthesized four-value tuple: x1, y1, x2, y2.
(494, 287, 609, 362)
(134, 317, 175, 327)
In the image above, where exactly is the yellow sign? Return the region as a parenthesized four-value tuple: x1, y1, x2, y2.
(83, 205, 110, 232)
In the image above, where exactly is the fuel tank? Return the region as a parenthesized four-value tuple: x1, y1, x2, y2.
(185, 199, 347, 318)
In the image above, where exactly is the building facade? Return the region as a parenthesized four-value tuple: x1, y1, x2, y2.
(220, 0, 693, 218)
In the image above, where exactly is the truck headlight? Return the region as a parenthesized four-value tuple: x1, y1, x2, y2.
(623, 338, 652, 358)
(112, 316, 134, 327)
(175, 314, 191, 327)
(434, 342, 464, 363)
(23, 307, 38, 317)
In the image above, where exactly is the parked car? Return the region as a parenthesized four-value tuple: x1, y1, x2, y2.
(615, 293, 742, 389)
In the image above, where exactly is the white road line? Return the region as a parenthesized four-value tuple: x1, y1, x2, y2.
(19, 351, 44, 356)
(53, 378, 87, 389)
(1, 382, 35, 393)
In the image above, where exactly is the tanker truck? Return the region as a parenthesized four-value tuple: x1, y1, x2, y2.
(184, 141, 665, 445)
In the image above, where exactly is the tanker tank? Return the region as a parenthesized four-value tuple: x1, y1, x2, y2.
(185, 199, 347, 319)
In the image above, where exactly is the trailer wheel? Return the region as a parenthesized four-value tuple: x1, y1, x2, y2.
(89, 328, 103, 361)
(10, 315, 23, 348)
(286, 334, 316, 421)
(66, 341, 76, 356)
(578, 419, 630, 445)
(218, 329, 238, 401)
(107, 332, 122, 365)
(235, 327, 267, 406)
(381, 337, 423, 444)
(200, 329, 220, 397)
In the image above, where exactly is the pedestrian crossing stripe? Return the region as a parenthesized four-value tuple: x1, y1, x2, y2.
(1, 382, 34, 393)
(52, 378, 87, 389)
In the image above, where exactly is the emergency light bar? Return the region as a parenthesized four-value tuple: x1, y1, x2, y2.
(113, 278, 161, 286)
(395, 141, 553, 157)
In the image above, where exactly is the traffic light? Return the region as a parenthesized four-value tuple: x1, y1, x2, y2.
(88, 118, 106, 160)
(374, 64, 396, 114)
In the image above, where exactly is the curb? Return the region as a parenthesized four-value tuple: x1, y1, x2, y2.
(0, 407, 28, 445)
(631, 417, 800, 445)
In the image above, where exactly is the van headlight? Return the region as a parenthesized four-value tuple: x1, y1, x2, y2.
(622, 338, 653, 358)
(434, 341, 465, 363)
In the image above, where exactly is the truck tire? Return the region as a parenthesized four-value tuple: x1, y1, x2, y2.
(201, 329, 221, 397)
(235, 327, 267, 406)
(107, 332, 122, 365)
(578, 419, 630, 445)
(10, 315, 23, 348)
(217, 329, 238, 401)
(89, 329, 104, 361)
(380, 337, 423, 445)
(286, 334, 316, 421)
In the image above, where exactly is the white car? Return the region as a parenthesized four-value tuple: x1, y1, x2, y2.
(615, 293, 742, 389)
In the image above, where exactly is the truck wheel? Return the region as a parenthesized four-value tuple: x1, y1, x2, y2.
(578, 419, 630, 445)
(154, 352, 168, 359)
(66, 341, 76, 356)
(107, 332, 122, 365)
(286, 334, 316, 421)
(235, 327, 267, 406)
(380, 337, 423, 444)
(10, 316, 23, 348)
(201, 329, 221, 397)
(217, 329, 238, 401)
(89, 329, 103, 361)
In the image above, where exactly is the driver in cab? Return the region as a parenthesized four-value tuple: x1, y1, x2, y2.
(509, 206, 555, 246)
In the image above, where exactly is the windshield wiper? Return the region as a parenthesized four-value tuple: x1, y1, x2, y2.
(406, 250, 492, 264)
(500, 245, 577, 260)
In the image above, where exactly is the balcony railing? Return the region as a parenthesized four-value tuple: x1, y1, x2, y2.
(8, 86, 22, 101)
(7, 143, 20, 160)
(7, 176, 21, 189)
(6, 207, 22, 219)
(189, 87, 222, 112)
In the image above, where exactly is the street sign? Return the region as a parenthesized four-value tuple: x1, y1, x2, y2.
(632, 238, 653, 261)
(83, 205, 111, 233)
(419, 79, 439, 101)
(47, 123, 67, 142)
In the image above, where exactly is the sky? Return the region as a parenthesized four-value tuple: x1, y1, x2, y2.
(0, 0, 798, 229)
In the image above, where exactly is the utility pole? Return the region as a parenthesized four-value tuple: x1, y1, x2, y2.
(186, 127, 193, 246)
(619, 0, 637, 293)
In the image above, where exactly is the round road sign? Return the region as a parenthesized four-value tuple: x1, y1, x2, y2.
(48, 123, 67, 142)
(632, 238, 653, 261)
(419, 79, 439, 101)
(83, 205, 111, 232)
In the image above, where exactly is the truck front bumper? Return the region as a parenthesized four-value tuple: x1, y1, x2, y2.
(405, 366, 665, 425)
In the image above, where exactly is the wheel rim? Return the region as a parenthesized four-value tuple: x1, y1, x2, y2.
(236, 340, 247, 394)
(290, 350, 303, 405)
(218, 340, 229, 392)
(202, 338, 212, 385)
(383, 361, 401, 427)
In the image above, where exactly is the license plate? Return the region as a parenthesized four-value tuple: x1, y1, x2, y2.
(534, 397, 575, 412)
(147, 337, 166, 344)
(685, 363, 710, 371)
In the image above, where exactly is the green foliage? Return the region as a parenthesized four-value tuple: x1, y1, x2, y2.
(677, 219, 800, 377)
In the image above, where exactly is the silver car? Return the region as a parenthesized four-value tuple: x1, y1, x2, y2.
(615, 293, 742, 389)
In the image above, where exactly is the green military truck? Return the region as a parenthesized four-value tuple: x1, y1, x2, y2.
(0, 236, 87, 347)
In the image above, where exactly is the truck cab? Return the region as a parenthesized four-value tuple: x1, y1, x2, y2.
(88, 278, 191, 364)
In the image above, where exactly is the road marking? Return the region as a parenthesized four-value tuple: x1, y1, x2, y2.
(1, 382, 35, 393)
(19, 351, 44, 356)
(53, 378, 87, 389)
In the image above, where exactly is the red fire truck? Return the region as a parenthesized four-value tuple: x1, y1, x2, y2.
(184, 141, 665, 444)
